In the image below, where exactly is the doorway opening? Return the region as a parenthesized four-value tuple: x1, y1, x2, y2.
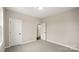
(37, 23, 47, 40)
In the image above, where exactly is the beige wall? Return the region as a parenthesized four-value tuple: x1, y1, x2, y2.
(5, 9, 40, 47)
(42, 8, 79, 49)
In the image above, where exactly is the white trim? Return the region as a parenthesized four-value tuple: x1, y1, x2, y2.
(5, 40, 36, 48)
(47, 40, 79, 51)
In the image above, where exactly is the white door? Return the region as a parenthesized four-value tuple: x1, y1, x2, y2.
(41, 23, 46, 40)
(9, 18, 22, 46)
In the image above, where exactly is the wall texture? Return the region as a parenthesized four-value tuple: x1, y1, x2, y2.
(42, 8, 79, 49)
(5, 9, 40, 48)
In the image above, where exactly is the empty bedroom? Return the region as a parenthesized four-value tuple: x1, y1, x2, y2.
(0, 7, 79, 52)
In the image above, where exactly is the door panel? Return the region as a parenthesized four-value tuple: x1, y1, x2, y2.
(9, 18, 22, 46)
(41, 23, 46, 40)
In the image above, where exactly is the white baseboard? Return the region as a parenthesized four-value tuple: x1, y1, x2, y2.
(47, 40, 79, 51)
(5, 40, 36, 48)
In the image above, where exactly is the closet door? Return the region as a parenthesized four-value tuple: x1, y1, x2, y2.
(9, 18, 22, 46)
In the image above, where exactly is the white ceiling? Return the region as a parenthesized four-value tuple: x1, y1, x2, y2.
(6, 7, 75, 18)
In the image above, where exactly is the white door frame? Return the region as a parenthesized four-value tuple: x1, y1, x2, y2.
(9, 18, 22, 47)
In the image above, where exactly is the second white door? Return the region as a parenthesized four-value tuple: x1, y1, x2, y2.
(41, 23, 46, 40)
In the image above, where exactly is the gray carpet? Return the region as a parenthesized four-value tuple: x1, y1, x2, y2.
(5, 40, 79, 52)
